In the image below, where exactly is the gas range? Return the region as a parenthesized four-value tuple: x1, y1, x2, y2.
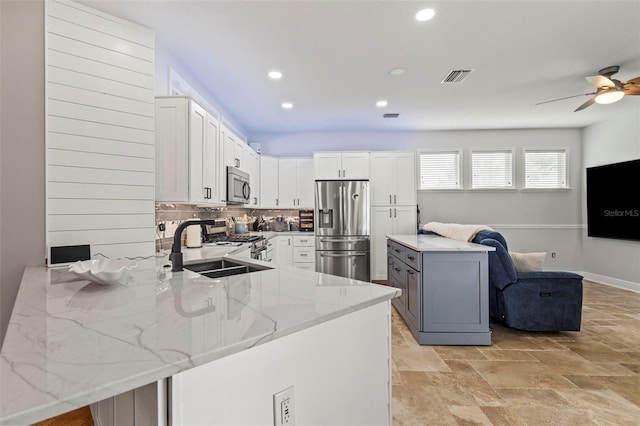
(204, 233, 264, 244)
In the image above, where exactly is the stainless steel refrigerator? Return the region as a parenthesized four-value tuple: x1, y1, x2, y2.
(315, 180, 370, 282)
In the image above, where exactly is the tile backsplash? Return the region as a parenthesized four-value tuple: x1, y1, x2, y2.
(155, 203, 303, 251)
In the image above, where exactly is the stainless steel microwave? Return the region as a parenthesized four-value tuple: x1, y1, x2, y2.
(226, 166, 251, 205)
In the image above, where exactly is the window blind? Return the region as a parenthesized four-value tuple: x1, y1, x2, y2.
(525, 149, 567, 188)
(471, 150, 513, 188)
(419, 151, 461, 189)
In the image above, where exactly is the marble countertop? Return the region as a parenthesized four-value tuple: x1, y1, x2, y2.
(0, 250, 398, 425)
(387, 234, 496, 252)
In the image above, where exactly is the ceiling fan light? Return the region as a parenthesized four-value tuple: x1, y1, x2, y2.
(595, 89, 624, 104)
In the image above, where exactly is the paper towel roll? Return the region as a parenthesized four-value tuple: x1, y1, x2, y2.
(186, 225, 202, 248)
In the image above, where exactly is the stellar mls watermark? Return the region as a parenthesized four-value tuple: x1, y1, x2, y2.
(603, 209, 639, 217)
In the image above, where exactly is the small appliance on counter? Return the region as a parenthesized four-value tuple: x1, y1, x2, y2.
(299, 210, 314, 232)
(273, 216, 288, 232)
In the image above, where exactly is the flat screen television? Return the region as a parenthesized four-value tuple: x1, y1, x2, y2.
(586, 159, 640, 241)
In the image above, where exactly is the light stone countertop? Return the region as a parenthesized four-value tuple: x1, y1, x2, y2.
(0, 249, 398, 425)
(387, 234, 496, 252)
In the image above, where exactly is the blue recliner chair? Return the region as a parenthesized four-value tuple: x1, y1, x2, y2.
(472, 230, 583, 331)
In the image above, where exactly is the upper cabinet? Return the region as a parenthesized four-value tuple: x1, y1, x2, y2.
(278, 158, 315, 208)
(260, 157, 314, 208)
(246, 148, 260, 207)
(370, 152, 416, 206)
(313, 152, 370, 180)
(260, 155, 279, 208)
(222, 125, 248, 172)
(155, 96, 222, 205)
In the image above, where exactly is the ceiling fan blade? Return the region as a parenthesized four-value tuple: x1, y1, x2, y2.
(623, 76, 640, 86)
(574, 96, 596, 112)
(535, 92, 595, 106)
(623, 85, 640, 95)
(586, 75, 615, 88)
(623, 76, 640, 95)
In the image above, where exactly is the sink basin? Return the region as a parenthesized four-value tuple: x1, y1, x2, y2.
(184, 259, 271, 279)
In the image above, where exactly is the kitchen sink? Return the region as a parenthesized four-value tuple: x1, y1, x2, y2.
(184, 259, 271, 279)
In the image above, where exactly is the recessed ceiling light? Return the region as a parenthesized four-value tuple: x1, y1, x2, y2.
(376, 100, 388, 107)
(415, 8, 435, 21)
(389, 67, 406, 76)
(281, 102, 293, 109)
(268, 70, 283, 79)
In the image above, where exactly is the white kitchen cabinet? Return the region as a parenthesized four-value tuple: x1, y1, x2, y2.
(371, 206, 416, 280)
(259, 156, 279, 208)
(155, 96, 221, 205)
(246, 149, 260, 207)
(370, 152, 416, 206)
(273, 236, 293, 267)
(222, 125, 248, 172)
(278, 158, 315, 208)
(313, 152, 370, 180)
(293, 235, 315, 271)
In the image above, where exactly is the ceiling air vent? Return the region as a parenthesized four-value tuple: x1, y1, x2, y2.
(441, 69, 473, 84)
(383, 113, 400, 118)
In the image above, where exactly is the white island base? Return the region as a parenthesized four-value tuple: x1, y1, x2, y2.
(92, 301, 392, 426)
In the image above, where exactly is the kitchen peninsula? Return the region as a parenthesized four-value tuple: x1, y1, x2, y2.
(0, 246, 399, 425)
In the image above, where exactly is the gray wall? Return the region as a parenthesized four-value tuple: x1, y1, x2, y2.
(582, 110, 640, 289)
(254, 128, 584, 272)
(0, 0, 45, 344)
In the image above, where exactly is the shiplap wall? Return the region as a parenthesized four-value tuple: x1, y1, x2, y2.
(46, 0, 155, 259)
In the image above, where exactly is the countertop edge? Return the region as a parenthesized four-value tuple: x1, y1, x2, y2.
(387, 234, 496, 252)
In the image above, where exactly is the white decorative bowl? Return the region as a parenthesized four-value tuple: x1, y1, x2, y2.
(68, 258, 137, 286)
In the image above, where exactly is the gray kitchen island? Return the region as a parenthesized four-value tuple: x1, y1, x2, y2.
(387, 234, 495, 345)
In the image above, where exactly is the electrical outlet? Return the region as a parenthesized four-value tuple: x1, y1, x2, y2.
(273, 386, 295, 426)
(551, 252, 557, 258)
(158, 222, 166, 232)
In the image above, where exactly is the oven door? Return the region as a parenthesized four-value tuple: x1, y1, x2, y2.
(227, 166, 251, 204)
(251, 246, 267, 261)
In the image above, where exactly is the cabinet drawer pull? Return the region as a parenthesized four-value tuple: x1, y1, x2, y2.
(407, 270, 414, 275)
(394, 267, 401, 272)
(300, 253, 308, 257)
(394, 249, 401, 253)
(407, 255, 415, 260)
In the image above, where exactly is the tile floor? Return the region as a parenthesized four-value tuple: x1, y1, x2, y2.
(391, 280, 640, 425)
(34, 280, 639, 426)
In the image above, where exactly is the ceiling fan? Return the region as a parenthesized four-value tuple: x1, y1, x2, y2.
(536, 65, 640, 112)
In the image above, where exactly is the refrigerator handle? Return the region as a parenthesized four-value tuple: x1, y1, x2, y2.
(319, 238, 369, 243)
(320, 252, 368, 257)
(342, 184, 347, 234)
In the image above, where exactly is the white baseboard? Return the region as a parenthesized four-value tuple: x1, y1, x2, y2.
(579, 272, 640, 293)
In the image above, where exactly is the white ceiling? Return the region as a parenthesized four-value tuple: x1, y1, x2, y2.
(80, 0, 640, 135)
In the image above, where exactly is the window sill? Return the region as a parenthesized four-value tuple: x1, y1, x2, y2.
(520, 187, 572, 192)
(417, 188, 465, 193)
(467, 188, 518, 192)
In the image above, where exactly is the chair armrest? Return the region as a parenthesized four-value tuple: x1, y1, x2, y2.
(517, 271, 583, 280)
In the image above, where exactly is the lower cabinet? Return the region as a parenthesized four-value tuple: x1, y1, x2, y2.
(273, 235, 293, 267)
(371, 206, 416, 280)
(387, 239, 491, 345)
(293, 235, 315, 271)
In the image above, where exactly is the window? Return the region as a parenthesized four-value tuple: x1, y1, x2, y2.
(471, 149, 514, 189)
(418, 150, 461, 189)
(524, 149, 568, 188)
